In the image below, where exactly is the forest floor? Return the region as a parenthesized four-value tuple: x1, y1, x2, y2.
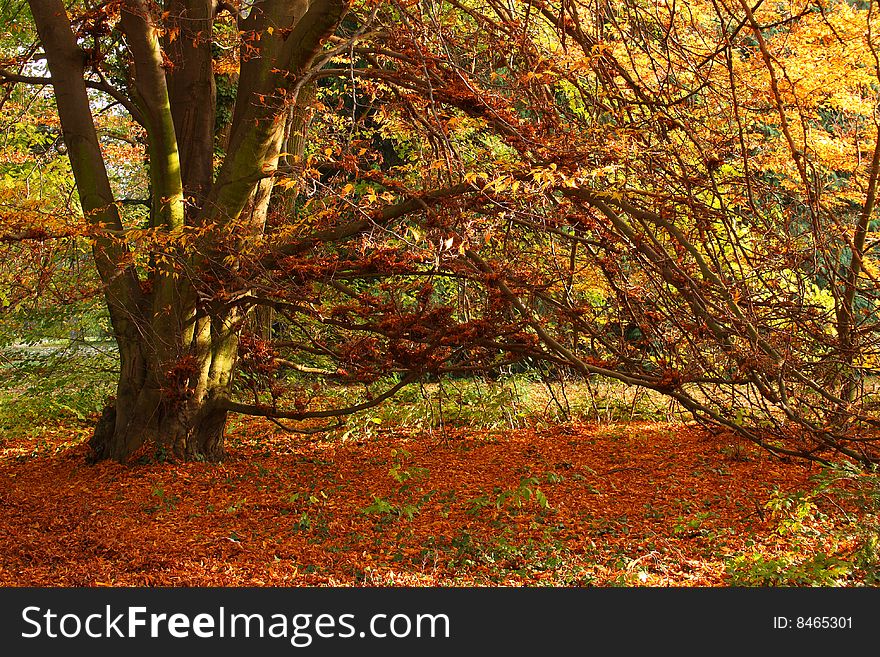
(1, 414, 876, 586)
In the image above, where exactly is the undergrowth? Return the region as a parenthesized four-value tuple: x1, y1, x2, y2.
(724, 463, 880, 586)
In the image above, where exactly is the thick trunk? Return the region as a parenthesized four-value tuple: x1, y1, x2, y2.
(89, 396, 229, 462)
(165, 0, 216, 214)
(89, 327, 237, 463)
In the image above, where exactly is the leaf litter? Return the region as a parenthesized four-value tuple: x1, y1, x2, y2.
(0, 419, 863, 586)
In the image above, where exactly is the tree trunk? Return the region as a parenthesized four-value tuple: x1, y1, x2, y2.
(88, 325, 238, 462)
(29, 0, 351, 463)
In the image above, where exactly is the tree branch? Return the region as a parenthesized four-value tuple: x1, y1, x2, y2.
(119, 0, 185, 230)
(0, 67, 146, 127)
(222, 372, 418, 419)
(26, 0, 144, 329)
(263, 181, 474, 267)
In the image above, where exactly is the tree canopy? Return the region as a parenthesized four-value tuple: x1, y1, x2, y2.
(2, 0, 880, 465)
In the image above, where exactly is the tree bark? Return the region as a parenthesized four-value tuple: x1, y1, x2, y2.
(165, 0, 217, 215)
(88, 326, 238, 462)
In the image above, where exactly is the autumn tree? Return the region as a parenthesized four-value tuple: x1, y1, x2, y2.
(3, 0, 880, 466)
(2, 0, 357, 460)
(1, 0, 534, 462)
(408, 0, 880, 464)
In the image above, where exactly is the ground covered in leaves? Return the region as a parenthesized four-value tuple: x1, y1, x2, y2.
(0, 419, 876, 586)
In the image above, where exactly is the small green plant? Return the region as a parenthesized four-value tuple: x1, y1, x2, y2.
(292, 512, 312, 532)
(725, 552, 850, 586)
(720, 443, 751, 462)
(809, 463, 880, 584)
(671, 511, 716, 538)
(154, 445, 171, 463)
(724, 468, 880, 585)
(388, 448, 429, 484)
(441, 529, 587, 582)
(337, 412, 384, 442)
(543, 471, 565, 484)
(225, 498, 246, 513)
(361, 495, 395, 516)
(466, 493, 492, 515)
(282, 490, 326, 507)
(766, 491, 821, 537)
(145, 483, 179, 513)
(360, 495, 421, 521)
(495, 476, 550, 511)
